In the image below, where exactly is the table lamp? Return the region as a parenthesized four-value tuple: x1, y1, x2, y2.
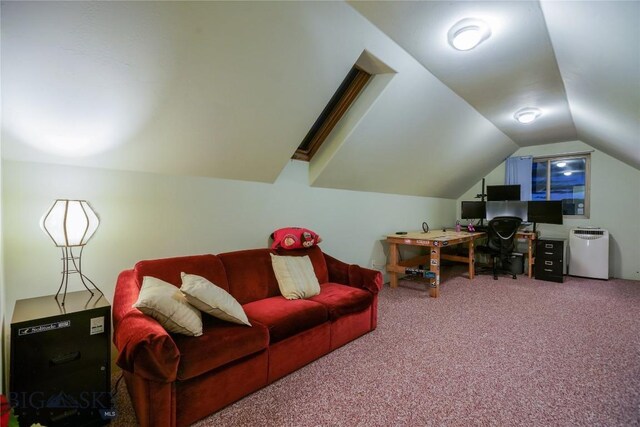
(41, 199, 103, 305)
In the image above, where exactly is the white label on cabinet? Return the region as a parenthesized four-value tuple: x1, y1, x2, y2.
(18, 320, 70, 335)
(90, 316, 105, 335)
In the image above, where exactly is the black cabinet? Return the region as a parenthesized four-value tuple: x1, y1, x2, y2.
(10, 291, 112, 426)
(535, 238, 565, 283)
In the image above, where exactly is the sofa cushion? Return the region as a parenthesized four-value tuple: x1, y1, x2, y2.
(180, 273, 251, 326)
(133, 276, 203, 336)
(134, 254, 228, 291)
(173, 317, 269, 381)
(270, 254, 320, 300)
(309, 282, 374, 321)
(274, 246, 329, 284)
(271, 227, 322, 250)
(243, 297, 328, 343)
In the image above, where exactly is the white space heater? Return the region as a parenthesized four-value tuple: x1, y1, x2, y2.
(568, 227, 609, 279)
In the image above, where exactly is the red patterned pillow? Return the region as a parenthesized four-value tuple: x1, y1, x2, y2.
(271, 227, 322, 250)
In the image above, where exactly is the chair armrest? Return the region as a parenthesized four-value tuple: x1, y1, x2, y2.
(113, 270, 180, 383)
(323, 253, 383, 294)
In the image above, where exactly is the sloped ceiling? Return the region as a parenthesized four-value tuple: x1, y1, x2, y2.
(1, 1, 638, 199)
(348, 0, 639, 170)
(540, 1, 640, 170)
(348, 0, 578, 147)
(3, 1, 371, 183)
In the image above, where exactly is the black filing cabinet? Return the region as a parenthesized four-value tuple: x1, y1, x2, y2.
(10, 290, 112, 426)
(535, 238, 565, 283)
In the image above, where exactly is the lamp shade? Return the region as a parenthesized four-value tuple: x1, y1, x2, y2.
(41, 200, 99, 247)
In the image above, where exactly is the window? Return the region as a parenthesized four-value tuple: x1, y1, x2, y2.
(532, 154, 590, 217)
(293, 66, 371, 161)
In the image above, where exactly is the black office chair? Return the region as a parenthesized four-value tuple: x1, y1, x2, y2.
(476, 216, 522, 280)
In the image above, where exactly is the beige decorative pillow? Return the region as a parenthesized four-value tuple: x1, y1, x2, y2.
(133, 276, 203, 336)
(180, 273, 251, 326)
(270, 254, 321, 300)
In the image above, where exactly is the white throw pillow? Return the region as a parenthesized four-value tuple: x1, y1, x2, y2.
(270, 254, 321, 300)
(133, 276, 203, 336)
(180, 273, 251, 326)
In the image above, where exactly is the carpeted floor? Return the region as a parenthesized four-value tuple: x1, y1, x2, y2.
(112, 270, 640, 426)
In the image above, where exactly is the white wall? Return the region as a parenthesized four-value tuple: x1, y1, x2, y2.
(2, 159, 454, 320)
(457, 140, 640, 280)
(1, 1, 5, 389)
(0, 160, 4, 394)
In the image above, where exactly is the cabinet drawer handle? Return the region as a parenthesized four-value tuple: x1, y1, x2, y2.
(49, 351, 81, 366)
(545, 261, 553, 266)
(544, 269, 553, 272)
(544, 251, 554, 255)
(545, 244, 554, 249)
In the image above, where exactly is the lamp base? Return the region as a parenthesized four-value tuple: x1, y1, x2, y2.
(55, 246, 103, 306)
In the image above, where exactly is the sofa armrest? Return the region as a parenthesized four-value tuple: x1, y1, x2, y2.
(323, 253, 383, 294)
(113, 270, 180, 383)
(348, 264, 383, 294)
(323, 253, 350, 284)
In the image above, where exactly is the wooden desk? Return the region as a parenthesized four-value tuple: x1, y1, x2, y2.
(386, 230, 486, 298)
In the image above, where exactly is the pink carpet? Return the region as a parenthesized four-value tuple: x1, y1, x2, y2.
(112, 270, 640, 426)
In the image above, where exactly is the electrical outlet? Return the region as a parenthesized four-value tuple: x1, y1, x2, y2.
(371, 261, 385, 270)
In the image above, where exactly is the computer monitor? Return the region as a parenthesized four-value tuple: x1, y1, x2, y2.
(485, 201, 528, 221)
(461, 201, 486, 219)
(527, 201, 563, 225)
(486, 185, 521, 201)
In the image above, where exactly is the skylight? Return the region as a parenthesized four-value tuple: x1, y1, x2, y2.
(293, 66, 371, 161)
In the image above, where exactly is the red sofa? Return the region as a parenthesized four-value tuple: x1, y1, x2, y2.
(112, 246, 383, 427)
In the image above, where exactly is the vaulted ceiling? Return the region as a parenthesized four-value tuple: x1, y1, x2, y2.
(2, 1, 638, 198)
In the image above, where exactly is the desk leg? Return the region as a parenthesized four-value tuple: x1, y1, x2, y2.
(430, 246, 440, 298)
(468, 239, 475, 279)
(389, 242, 399, 288)
(528, 238, 533, 278)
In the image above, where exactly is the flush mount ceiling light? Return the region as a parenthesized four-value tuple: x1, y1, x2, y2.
(563, 171, 573, 176)
(556, 162, 567, 167)
(514, 107, 542, 124)
(448, 18, 491, 51)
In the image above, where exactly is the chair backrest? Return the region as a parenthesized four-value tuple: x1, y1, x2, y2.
(487, 216, 522, 255)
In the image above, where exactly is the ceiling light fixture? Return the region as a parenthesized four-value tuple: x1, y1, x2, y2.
(556, 162, 567, 167)
(514, 107, 542, 124)
(448, 18, 491, 51)
(563, 171, 573, 176)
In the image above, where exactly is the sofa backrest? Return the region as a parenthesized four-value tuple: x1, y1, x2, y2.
(132, 247, 330, 305)
(134, 254, 229, 291)
(219, 246, 329, 305)
(217, 249, 278, 304)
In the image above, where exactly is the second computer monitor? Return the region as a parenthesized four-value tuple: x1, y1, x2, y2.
(486, 185, 521, 201)
(461, 201, 486, 219)
(485, 201, 528, 221)
(527, 200, 563, 224)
